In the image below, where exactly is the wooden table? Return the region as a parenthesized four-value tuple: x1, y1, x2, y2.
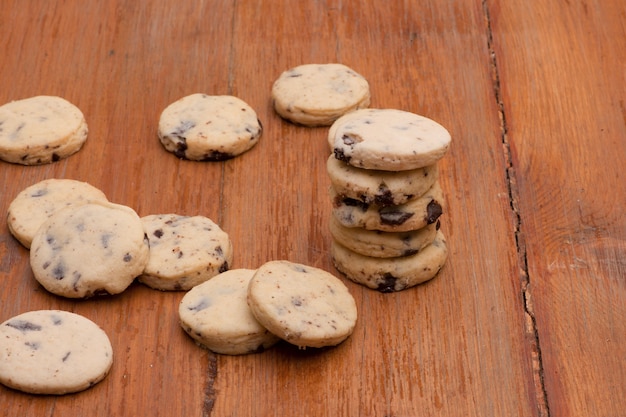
(1, 1, 624, 416)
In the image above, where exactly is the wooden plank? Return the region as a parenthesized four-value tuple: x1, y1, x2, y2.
(489, 0, 626, 415)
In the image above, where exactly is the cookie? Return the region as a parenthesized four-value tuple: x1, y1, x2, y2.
(246, 260, 358, 349)
(271, 63, 370, 126)
(6, 178, 108, 249)
(329, 216, 439, 258)
(29, 201, 149, 298)
(0, 96, 88, 165)
(158, 93, 262, 161)
(326, 155, 438, 207)
(330, 180, 444, 232)
(179, 269, 281, 355)
(140, 214, 233, 291)
(328, 108, 451, 171)
(331, 230, 449, 292)
(0, 310, 113, 395)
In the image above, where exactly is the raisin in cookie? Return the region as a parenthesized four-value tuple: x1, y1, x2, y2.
(7, 178, 108, 249)
(0, 310, 113, 395)
(330, 180, 444, 232)
(327, 155, 438, 207)
(328, 108, 451, 171)
(331, 230, 449, 292)
(329, 216, 439, 258)
(0, 96, 88, 165)
(179, 269, 280, 355)
(158, 94, 262, 161)
(271, 63, 370, 126)
(29, 202, 149, 298)
(140, 214, 233, 291)
(247, 260, 358, 349)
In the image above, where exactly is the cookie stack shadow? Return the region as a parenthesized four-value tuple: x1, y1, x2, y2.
(326, 108, 451, 292)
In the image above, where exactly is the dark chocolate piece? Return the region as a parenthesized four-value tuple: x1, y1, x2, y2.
(425, 200, 443, 224)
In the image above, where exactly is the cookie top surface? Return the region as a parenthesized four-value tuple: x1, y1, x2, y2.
(247, 260, 358, 348)
(179, 269, 280, 355)
(0, 310, 113, 395)
(29, 201, 149, 298)
(140, 214, 233, 291)
(0, 95, 88, 165)
(271, 63, 370, 126)
(158, 93, 262, 161)
(7, 179, 108, 249)
(328, 108, 451, 170)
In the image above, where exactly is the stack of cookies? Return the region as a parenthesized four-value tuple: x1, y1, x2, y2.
(326, 108, 451, 292)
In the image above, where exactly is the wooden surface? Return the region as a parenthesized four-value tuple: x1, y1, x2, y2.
(1, 1, 624, 416)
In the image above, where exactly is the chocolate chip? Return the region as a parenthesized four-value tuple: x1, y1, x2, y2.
(123, 253, 132, 262)
(171, 120, 196, 137)
(188, 298, 210, 312)
(101, 233, 112, 249)
(6, 320, 42, 332)
(374, 186, 394, 206)
(153, 229, 164, 238)
(425, 200, 443, 224)
(379, 209, 414, 226)
(218, 261, 229, 273)
(377, 274, 397, 293)
(174, 139, 188, 159)
(293, 265, 308, 273)
(72, 271, 82, 290)
(201, 150, 234, 161)
(31, 188, 48, 198)
(333, 148, 351, 164)
(25, 341, 40, 350)
(62, 352, 71, 362)
(341, 134, 356, 146)
(52, 262, 66, 280)
(402, 249, 419, 256)
(340, 196, 369, 211)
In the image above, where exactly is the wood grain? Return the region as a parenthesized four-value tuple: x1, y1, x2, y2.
(490, 0, 626, 416)
(0, 1, 623, 416)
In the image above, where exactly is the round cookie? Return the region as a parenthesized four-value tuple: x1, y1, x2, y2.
(271, 63, 370, 126)
(328, 108, 451, 171)
(329, 216, 439, 258)
(330, 180, 444, 232)
(140, 214, 233, 291)
(247, 260, 358, 349)
(6, 178, 108, 249)
(29, 201, 149, 298)
(0, 310, 113, 395)
(179, 269, 280, 355)
(158, 93, 262, 161)
(0, 96, 88, 165)
(326, 155, 439, 207)
(331, 230, 449, 292)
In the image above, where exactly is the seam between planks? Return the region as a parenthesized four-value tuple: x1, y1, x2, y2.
(481, 1, 550, 416)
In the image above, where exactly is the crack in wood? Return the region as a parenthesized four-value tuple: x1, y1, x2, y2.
(482, 1, 551, 416)
(203, 353, 218, 416)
